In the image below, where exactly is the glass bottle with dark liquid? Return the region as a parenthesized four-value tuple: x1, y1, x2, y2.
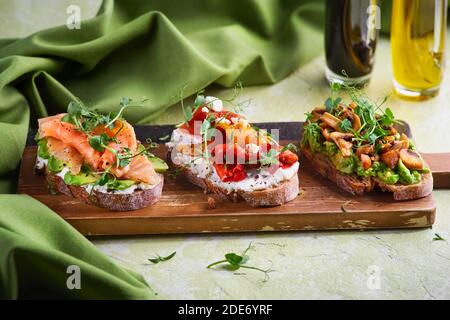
(325, 0, 379, 86)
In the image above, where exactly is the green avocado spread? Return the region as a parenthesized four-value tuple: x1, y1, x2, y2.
(301, 98, 429, 186)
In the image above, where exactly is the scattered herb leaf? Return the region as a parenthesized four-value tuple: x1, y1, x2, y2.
(339, 118, 353, 132)
(325, 97, 342, 113)
(159, 134, 171, 142)
(207, 243, 272, 282)
(148, 251, 177, 264)
(433, 233, 446, 241)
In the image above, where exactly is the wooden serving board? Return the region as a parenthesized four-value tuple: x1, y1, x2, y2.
(18, 122, 450, 236)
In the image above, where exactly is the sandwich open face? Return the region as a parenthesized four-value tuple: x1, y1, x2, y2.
(301, 90, 433, 200)
(35, 99, 167, 211)
(167, 95, 300, 207)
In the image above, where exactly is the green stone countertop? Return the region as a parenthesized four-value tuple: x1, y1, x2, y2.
(3, 0, 450, 299)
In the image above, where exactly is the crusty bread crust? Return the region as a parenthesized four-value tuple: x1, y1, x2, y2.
(302, 147, 374, 196)
(39, 166, 163, 211)
(301, 146, 433, 200)
(172, 161, 299, 207)
(373, 173, 433, 201)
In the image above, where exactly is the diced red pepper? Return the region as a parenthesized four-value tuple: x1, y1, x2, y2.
(279, 150, 298, 169)
(185, 108, 242, 135)
(214, 163, 247, 182)
(186, 106, 210, 135)
(184, 108, 298, 174)
(213, 111, 241, 121)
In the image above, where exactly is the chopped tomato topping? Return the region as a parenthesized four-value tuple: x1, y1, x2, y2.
(185, 106, 210, 135)
(279, 150, 298, 168)
(212, 142, 278, 166)
(213, 110, 241, 121)
(214, 163, 247, 182)
(183, 108, 298, 175)
(185, 106, 243, 136)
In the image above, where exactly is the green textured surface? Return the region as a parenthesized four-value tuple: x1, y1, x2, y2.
(2, 0, 450, 299)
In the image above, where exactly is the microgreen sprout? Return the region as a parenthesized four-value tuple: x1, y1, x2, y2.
(148, 251, 177, 264)
(207, 243, 273, 282)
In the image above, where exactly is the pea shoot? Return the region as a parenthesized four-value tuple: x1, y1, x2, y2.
(148, 251, 177, 264)
(207, 243, 272, 282)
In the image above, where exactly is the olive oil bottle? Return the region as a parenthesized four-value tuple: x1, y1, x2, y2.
(391, 0, 447, 100)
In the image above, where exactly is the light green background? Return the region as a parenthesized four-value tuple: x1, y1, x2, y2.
(1, 0, 450, 299)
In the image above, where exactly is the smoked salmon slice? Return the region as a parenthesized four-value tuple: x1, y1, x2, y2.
(123, 155, 159, 184)
(98, 120, 137, 173)
(37, 113, 159, 185)
(46, 137, 83, 174)
(38, 114, 102, 169)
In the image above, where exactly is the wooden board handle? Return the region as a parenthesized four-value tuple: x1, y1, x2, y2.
(422, 153, 450, 189)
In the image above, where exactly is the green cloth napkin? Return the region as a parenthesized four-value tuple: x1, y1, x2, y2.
(0, 195, 153, 299)
(0, 0, 325, 299)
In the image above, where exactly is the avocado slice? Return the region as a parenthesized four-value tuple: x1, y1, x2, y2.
(64, 172, 98, 186)
(137, 144, 168, 173)
(148, 156, 168, 173)
(397, 159, 421, 185)
(107, 179, 136, 190)
(47, 156, 65, 173)
(330, 152, 355, 175)
(64, 172, 136, 190)
(37, 139, 50, 159)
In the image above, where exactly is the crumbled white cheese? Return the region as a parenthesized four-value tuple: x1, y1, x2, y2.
(35, 156, 48, 170)
(201, 106, 209, 113)
(205, 96, 223, 112)
(172, 152, 212, 178)
(166, 127, 202, 149)
(217, 118, 231, 125)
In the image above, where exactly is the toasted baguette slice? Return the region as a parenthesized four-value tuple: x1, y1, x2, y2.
(301, 147, 433, 200)
(171, 161, 299, 207)
(37, 166, 164, 211)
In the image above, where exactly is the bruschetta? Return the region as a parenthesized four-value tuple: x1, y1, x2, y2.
(167, 95, 300, 207)
(35, 99, 167, 211)
(300, 93, 433, 200)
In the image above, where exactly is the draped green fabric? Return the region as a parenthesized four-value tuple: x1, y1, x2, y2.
(0, 0, 325, 299)
(0, 195, 152, 299)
